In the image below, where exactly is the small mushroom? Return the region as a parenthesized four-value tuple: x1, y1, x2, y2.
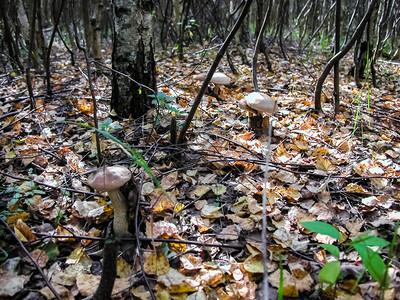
(87, 165, 132, 236)
(194, 72, 231, 94)
(239, 92, 277, 115)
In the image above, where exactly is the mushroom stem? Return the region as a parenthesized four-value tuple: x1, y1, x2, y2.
(107, 189, 129, 236)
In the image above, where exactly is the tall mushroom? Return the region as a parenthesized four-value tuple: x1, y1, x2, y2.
(194, 72, 231, 94)
(87, 165, 132, 236)
(239, 92, 278, 131)
(239, 92, 277, 115)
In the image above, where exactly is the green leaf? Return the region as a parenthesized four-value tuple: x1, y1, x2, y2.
(319, 244, 340, 259)
(34, 190, 46, 195)
(319, 261, 340, 284)
(352, 234, 390, 248)
(156, 91, 166, 100)
(301, 221, 340, 240)
(40, 242, 60, 260)
(352, 238, 388, 285)
(278, 255, 283, 300)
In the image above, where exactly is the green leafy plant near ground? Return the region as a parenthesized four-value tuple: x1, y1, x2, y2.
(149, 91, 179, 112)
(149, 91, 186, 127)
(98, 118, 122, 132)
(6, 180, 46, 207)
(301, 221, 397, 291)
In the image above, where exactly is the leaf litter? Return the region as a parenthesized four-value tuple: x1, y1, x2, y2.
(0, 42, 400, 299)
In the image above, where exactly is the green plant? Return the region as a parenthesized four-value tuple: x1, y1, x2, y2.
(6, 181, 46, 207)
(98, 118, 122, 132)
(319, 34, 329, 50)
(149, 91, 177, 112)
(278, 254, 284, 300)
(301, 221, 394, 292)
(149, 91, 186, 127)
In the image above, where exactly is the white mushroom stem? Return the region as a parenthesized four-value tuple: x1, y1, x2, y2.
(107, 189, 129, 236)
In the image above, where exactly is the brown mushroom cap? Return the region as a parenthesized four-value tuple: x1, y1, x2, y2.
(87, 165, 131, 191)
(87, 165, 132, 236)
(243, 92, 277, 114)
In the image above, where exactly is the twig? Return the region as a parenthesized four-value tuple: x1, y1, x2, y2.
(0, 218, 62, 300)
(32, 233, 244, 249)
(0, 105, 44, 132)
(91, 60, 156, 95)
(72, 9, 102, 165)
(0, 170, 98, 196)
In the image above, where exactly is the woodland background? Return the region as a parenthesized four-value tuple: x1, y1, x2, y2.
(0, 0, 400, 299)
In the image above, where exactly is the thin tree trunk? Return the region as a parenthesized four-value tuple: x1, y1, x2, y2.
(333, 0, 341, 115)
(44, 0, 65, 95)
(253, 0, 271, 92)
(91, 0, 103, 62)
(0, 1, 23, 72)
(26, 0, 38, 110)
(314, 0, 378, 111)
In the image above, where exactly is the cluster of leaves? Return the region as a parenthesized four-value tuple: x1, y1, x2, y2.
(0, 41, 399, 299)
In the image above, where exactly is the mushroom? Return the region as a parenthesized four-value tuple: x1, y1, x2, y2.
(194, 72, 231, 94)
(87, 165, 132, 236)
(239, 92, 277, 115)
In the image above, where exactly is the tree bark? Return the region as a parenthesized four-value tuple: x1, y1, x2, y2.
(314, 0, 378, 111)
(111, 0, 157, 119)
(91, 0, 103, 62)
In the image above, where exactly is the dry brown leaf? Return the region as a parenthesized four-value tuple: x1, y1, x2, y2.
(201, 204, 224, 219)
(217, 225, 239, 240)
(269, 269, 299, 297)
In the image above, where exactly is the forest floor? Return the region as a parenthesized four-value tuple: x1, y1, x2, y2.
(1, 43, 400, 300)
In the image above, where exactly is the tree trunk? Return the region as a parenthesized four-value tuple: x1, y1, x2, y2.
(90, 0, 103, 62)
(82, 0, 92, 55)
(333, 0, 341, 115)
(111, 0, 157, 119)
(314, 0, 378, 111)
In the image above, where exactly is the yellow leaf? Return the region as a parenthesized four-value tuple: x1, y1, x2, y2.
(243, 255, 263, 273)
(132, 285, 152, 300)
(15, 219, 36, 241)
(158, 269, 197, 293)
(144, 251, 170, 276)
(14, 227, 28, 242)
(346, 183, 368, 193)
(6, 212, 29, 226)
(311, 147, 329, 157)
(117, 257, 131, 278)
(65, 247, 86, 265)
(153, 199, 174, 212)
(5, 151, 16, 160)
(316, 155, 336, 173)
(174, 202, 185, 213)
